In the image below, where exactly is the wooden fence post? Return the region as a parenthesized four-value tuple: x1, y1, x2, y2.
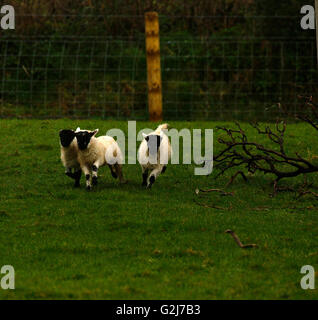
(145, 12, 163, 121)
(316, 0, 318, 66)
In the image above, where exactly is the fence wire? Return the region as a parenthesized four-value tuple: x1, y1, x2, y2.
(0, 14, 317, 121)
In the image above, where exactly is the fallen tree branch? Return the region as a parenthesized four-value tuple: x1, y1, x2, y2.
(213, 95, 318, 193)
(195, 188, 234, 196)
(193, 199, 232, 210)
(225, 230, 258, 249)
(214, 117, 318, 193)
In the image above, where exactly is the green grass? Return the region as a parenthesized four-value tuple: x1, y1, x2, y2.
(0, 119, 317, 300)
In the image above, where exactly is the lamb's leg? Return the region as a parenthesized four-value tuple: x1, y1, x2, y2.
(73, 169, 82, 188)
(65, 167, 75, 179)
(161, 166, 167, 174)
(109, 164, 118, 179)
(92, 163, 99, 186)
(141, 167, 148, 187)
(147, 167, 162, 189)
(114, 163, 126, 184)
(82, 166, 92, 191)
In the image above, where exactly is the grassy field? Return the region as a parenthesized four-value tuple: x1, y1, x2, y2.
(0, 119, 317, 300)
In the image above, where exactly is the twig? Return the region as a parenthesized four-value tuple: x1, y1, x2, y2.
(225, 229, 258, 249)
(225, 171, 248, 187)
(195, 188, 234, 196)
(297, 190, 318, 199)
(250, 206, 271, 211)
(271, 181, 296, 197)
(194, 199, 231, 210)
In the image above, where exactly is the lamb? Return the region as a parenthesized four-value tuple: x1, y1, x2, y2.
(75, 129, 125, 190)
(59, 128, 82, 187)
(137, 123, 172, 188)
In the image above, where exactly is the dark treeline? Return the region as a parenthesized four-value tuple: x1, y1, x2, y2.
(6, 0, 309, 37)
(0, 0, 317, 120)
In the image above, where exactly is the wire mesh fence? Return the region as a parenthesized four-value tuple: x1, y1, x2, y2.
(0, 14, 317, 121)
(1, 36, 148, 119)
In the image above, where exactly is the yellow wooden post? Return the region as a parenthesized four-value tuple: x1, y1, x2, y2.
(316, 0, 318, 66)
(145, 12, 163, 121)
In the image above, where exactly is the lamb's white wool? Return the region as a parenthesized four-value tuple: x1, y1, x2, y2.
(59, 129, 82, 187)
(60, 139, 79, 169)
(61, 127, 82, 169)
(75, 129, 125, 190)
(137, 123, 172, 188)
(105, 138, 124, 165)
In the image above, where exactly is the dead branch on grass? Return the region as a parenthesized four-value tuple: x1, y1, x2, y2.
(225, 230, 258, 249)
(214, 96, 318, 194)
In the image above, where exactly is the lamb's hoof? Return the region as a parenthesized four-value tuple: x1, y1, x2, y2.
(92, 177, 98, 186)
(147, 175, 155, 189)
(86, 186, 92, 191)
(112, 172, 118, 179)
(142, 182, 147, 187)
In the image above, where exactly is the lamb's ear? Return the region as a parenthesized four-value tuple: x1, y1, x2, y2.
(75, 127, 81, 132)
(92, 129, 99, 136)
(59, 129, 74, 136)
(142, 132, 147, 139)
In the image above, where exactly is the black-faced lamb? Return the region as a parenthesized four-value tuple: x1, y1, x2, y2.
(75, 129, 125, 190)
(137, 123, 172, 188)
(59, 128, 82, 187)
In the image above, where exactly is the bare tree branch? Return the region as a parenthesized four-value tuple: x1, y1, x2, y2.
(214, 96, 318, 193)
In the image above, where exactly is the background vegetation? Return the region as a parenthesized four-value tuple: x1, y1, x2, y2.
(0, 0, 317, 120)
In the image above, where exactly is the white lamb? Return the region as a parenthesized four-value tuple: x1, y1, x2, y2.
(75, 129, 125, 190)
(138, 123, 172, 188)
(59, 128, 82, 187)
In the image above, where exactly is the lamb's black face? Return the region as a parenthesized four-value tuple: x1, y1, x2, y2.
(59, 129, 75, 147)
(145, 134, 162, 156)
(75, 131, 95, 150)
